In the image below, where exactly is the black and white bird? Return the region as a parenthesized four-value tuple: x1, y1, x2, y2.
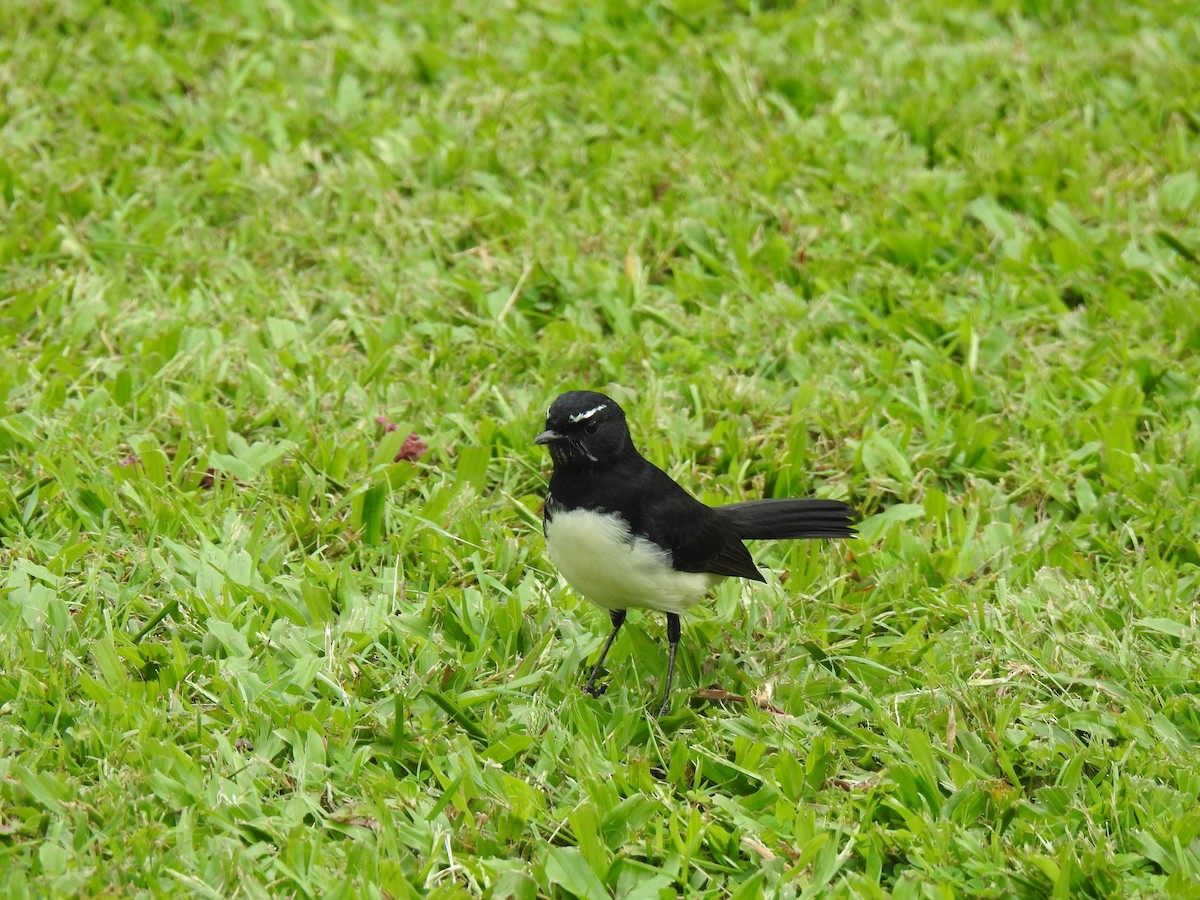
(535, 390, 857, 716)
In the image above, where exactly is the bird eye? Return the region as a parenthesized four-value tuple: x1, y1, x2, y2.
(583, 419, 600, 434)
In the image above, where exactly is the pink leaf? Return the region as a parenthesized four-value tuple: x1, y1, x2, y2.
(395, 433, 427, 463)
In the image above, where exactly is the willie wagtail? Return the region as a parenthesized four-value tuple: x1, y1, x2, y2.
(535, 390, 857, 716)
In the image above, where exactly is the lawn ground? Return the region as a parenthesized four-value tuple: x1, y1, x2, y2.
(2, 0, 1200, 896)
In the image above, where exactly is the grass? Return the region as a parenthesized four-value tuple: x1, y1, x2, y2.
(2, 0, 1199, 895)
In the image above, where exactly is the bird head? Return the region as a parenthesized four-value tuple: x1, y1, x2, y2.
(534, 391, 634, 469)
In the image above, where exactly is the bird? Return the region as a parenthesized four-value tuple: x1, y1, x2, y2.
(534, 389, 857, 716)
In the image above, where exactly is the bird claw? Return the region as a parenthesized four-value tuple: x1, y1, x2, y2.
(583, 682, 608, 698)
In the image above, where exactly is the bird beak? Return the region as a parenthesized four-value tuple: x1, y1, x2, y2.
(534, 429, 564, 445)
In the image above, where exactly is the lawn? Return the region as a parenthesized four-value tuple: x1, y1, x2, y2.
(2, 0, 1199, 896)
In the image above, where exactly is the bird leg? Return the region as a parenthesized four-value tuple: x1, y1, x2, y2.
(656, 613, 681, 717)
(583, 609, 627, 697)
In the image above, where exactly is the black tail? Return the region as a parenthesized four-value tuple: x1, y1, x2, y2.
(714, 498, 858, 540)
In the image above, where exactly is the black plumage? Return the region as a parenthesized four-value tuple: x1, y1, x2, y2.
(535, 390, 857, 715)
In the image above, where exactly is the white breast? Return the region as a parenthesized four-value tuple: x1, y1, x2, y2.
(544, 508, 721, 614)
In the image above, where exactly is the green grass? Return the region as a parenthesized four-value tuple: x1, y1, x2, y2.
(2, 0, 1199, 895)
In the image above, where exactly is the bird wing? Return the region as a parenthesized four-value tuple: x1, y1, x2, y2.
(634, 464, 766, 582)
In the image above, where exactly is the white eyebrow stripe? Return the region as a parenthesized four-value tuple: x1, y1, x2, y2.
(568, 404, 607, 423)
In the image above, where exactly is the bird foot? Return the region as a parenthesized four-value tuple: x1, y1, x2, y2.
(582, 682, 608, 698)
